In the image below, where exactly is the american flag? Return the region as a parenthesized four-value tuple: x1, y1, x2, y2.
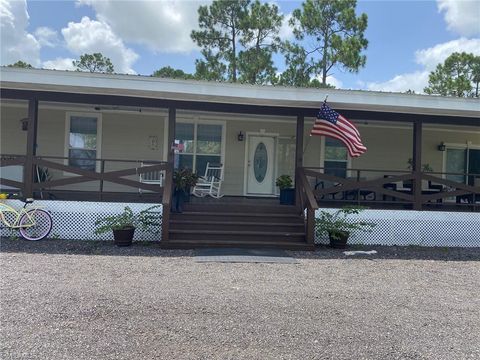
(310, 102, 367, 157)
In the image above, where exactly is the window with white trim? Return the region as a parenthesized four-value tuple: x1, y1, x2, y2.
(175, 122, 223, 175)
(66, 114, 101, 171)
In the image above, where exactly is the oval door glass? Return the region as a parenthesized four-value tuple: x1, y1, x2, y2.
(254, 142, 268, 183)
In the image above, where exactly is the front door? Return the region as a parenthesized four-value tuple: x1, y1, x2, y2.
(247, 135, 275, 195)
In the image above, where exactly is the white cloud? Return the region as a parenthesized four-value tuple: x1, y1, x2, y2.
(326, 75, 343, 89)
(366, 71, 429, 93)
(279, 13, 294, 41)
(365, 38, 480, 93)
(61, 16, 139, 74)
(0, 0, 41, 66)
(42, 57, 76, 71)
(311, 74, 343, 88)
(437, 0, 480, 36)
(415, 38, 480, 70)
(77, 0, 210, 53)
(34, 26, 58, 47)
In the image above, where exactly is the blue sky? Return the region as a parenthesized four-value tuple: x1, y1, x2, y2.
(1, 0, 479, 93)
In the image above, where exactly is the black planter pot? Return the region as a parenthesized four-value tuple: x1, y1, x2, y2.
(328, 231, 350, 249)
(279, 188, 295, 205)
(113, 227, 135, 247)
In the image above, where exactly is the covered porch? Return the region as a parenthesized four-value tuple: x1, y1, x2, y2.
(1, 68, 479, 247)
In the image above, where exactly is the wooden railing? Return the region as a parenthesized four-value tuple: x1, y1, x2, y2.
(1, 153, 173, 237)
(1, 154, 170, 194)
(302, 167, 480, 211)
(0, 154, 26, 192)
(296, 168, 319, 245)
(161, 162, 173, 243)
(30, 155, 168, 195)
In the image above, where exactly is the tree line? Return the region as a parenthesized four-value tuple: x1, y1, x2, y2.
(6, 0, 479, 97)
(9, 0, 368, 89)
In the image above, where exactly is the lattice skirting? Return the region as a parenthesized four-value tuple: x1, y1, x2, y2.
(315, 208, 480, 247)
(0, 200, 162, 241)
(1, 201, 479, 246)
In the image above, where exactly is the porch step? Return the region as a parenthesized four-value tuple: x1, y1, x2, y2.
(167, 200, 308, 249)
(182, 203, 300, 214)
(169, 229, 305, 243)
(169, 220, 305, 232)
(162, 239, 314, 251)
(170, 211, 304, 223)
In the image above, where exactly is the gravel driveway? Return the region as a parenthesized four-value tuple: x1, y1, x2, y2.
(1, 239, 479, 360)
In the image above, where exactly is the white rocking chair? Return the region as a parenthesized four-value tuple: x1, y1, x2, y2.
(138, 162, 164, 194)
(192, 162, 224, 198)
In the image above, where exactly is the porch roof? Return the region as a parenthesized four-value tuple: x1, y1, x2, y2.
(1, 67, 479, 119)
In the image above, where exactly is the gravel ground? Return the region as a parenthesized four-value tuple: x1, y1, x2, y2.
(1, 239, 480, 360)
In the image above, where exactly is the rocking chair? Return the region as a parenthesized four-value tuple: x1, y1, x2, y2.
(192, 163, 224, 198)
(138, 162, 164, 194)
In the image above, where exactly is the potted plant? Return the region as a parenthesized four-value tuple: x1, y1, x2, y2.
(315, 206, 375, 249)
(33, 166, 56, 199)
(406, 159, 434, 189)
(94, 205, 161, 246)
(172, 168, 199, 212)
(276, 175, 295, 205)
(407, 158, 433, 172)
(183, 170, 200, 204)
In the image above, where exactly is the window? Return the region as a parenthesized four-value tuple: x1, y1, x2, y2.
(66, 114, 101, 171)
(445, 147, 480, 186)
(175, 122, 223, 175)
(324, 138, 348, 178)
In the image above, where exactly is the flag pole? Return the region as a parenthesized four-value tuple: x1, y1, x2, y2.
(303, 94, 329, 155)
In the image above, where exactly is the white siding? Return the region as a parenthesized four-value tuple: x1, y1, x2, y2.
(1, 102, 479, 196)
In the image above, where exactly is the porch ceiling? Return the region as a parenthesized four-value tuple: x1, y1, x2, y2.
(1, 67, 479, 121)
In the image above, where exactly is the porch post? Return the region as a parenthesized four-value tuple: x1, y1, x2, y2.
(412, 120, 423, 210)
(24, 98, 39, 198)
(167, 107, 176, 164)
(161, 107, 176, 243)
(295, 114, 304, 206)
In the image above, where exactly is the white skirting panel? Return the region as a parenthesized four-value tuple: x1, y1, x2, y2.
(315, 208, 480, 247)
(1, 200, 479, 246)
(0, 200, 162, 241)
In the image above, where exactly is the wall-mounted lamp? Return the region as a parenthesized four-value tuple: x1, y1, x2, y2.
(237, 131, 244, 141)
(20, 118, 29, 131)
(438, 142, 446, 151)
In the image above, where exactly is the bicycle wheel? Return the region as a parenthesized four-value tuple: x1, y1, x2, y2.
(19, 209, 52, 241)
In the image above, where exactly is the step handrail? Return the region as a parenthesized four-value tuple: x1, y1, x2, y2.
(296, 167, 319, 245)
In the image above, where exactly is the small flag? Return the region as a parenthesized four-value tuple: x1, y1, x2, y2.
(310, 102, 367, 157)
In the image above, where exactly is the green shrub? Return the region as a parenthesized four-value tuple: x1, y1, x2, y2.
(315, 206, 375, 239)
(94, 205, 161, 235)
(275, 175, 293, 190)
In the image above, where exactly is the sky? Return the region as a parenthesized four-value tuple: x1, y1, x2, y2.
(1, 0, 479, 93)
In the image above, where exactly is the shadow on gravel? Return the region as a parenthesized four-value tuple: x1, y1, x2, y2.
(291, 244, 480, 262)
(0, 238, 192, 258)
(1, 238, 479, 261)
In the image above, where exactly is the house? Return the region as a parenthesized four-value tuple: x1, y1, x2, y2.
(1, 67, 479, 248)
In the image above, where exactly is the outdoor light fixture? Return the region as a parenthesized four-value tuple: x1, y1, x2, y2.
(237, 131, 244, 141)
(438, 142, 446, 151)
(20, 118, 28, 131)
